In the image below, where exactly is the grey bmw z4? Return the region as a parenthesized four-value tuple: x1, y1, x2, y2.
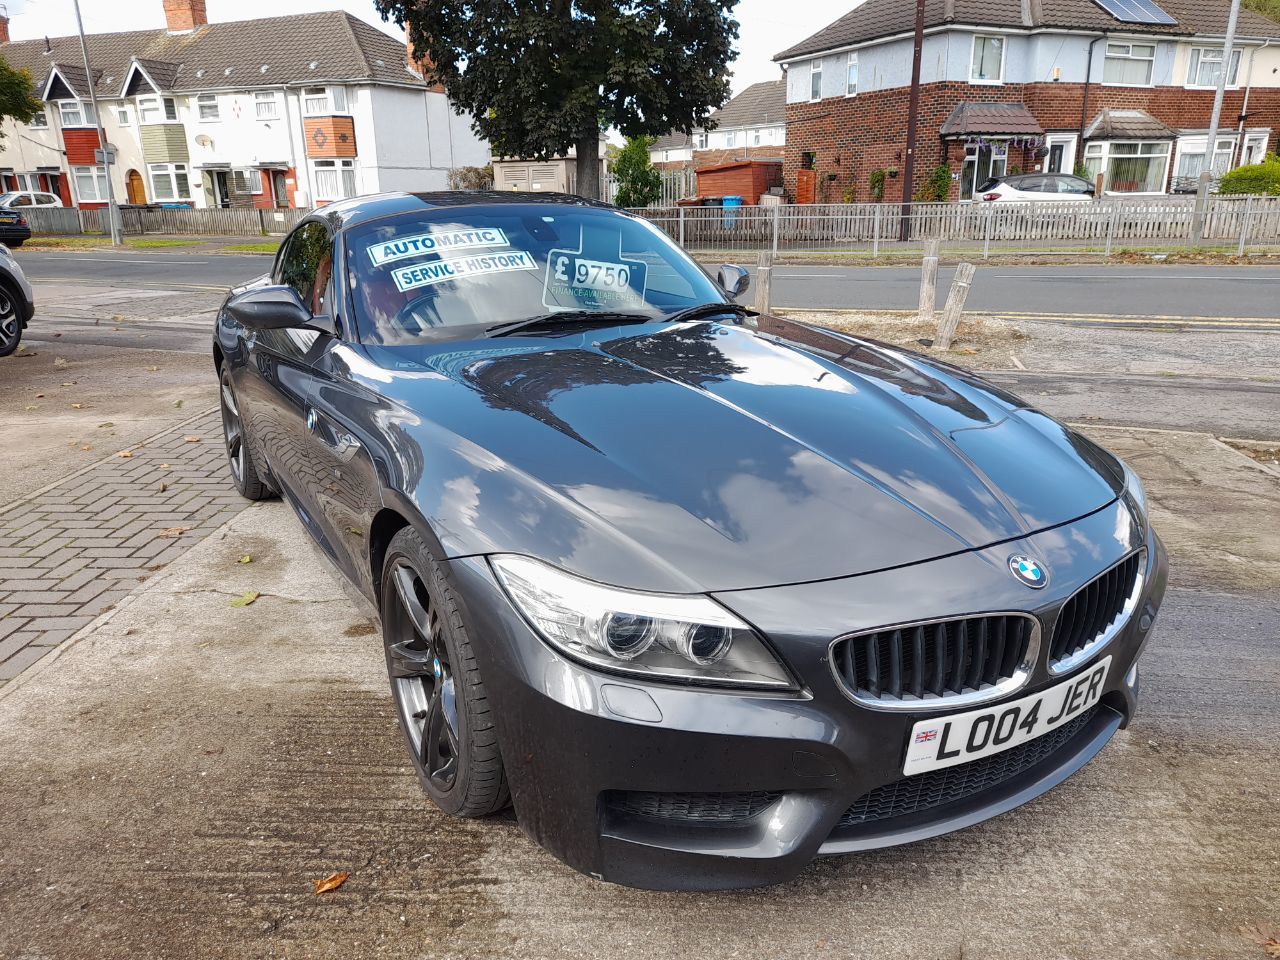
(214, 191, 1167, 891)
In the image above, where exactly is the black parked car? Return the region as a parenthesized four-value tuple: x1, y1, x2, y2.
(0, 242, 35, 357)
(0, 208, 32, 248)
(213, 192, 1167, 891)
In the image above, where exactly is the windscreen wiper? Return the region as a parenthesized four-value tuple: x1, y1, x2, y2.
(665, 302, 758, 325)
(486, 310, 656, 339)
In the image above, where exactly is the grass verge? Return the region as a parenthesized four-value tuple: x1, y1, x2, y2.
(220, 241, 280, 254)
(21, 236, 198, 251)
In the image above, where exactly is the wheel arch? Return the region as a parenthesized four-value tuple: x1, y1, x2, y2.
(369, 492, 453, 609)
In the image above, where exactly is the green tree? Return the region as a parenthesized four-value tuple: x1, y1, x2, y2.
(612, 136, 662, 208)
(1243, 0, 1280, 24)
(0, 57, 42, 141)
(375, 0, 740, 200)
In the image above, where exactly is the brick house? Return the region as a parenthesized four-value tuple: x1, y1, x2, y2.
(650, 78, 787, 171)
(0, 0, 487, 210)
(774, 0, 1280, 203)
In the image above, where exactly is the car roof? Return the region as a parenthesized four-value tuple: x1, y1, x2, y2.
(311, 190, 616, 230)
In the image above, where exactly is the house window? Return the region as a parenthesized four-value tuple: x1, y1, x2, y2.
(1242, 133, 1268, 166)
(148, 163, 191, 201)
(810, 60, 823, 101)
(254, 91, 280, 120)
(311, 158, 356, 200)
(116, 106, 132, 126)
(1186, 47, 1242, 88)
(694, 132, 708, 150)
(30, 111, 48, 129)
(1175, 135, 1238, 185)
(72, 165, 108, 202)
(971, 35, 1005, 83)
(1103, 42, 1156, 86)
(725, 130, 737, 148)
(138, 96, 178, 123)
(752, 129, 762, 146)
(847, 52, 859, 96)
(303, 86, 347, 116)
(197, 94, 220, 121)
(59, 100, 96, 127)
(1083, 140, 1171, 193)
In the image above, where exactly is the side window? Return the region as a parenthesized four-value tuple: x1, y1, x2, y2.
(12, 195, 32, 206)
(37, 194, 58, 205)
(276, 222, 332, 311)
(1056, 176, 1091, 194)
(1017, 177, 1047, 194)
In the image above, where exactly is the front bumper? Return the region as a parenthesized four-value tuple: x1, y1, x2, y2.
(448, 500, 1168, 891)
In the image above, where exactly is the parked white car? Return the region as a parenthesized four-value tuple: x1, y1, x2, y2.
(975, 174, 1095, 203)
(0, 191, 63, 209)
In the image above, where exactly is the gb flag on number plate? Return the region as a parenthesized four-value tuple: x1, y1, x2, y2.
(914, 729, 939, 744)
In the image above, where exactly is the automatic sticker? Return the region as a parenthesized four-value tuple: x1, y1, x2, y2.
(369, 228, 510, 267)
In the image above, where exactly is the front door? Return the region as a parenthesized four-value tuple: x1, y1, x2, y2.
(1044, 134, 1078, 175)
(212, 171, 232, 209)
(273, 171, 289, 209)
(125, 169, 146, 205)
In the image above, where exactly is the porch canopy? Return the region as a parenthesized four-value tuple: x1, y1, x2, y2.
(1084, 109, 1174, 140)
(941, 103, 1044, 138)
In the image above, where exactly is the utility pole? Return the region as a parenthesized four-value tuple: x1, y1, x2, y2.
(898, 0, 927, 242)
(72, 0, 122, 246)
(1191, 0, 1241, 244)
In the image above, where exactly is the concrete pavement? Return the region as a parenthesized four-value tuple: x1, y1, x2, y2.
(0, 430, 1276, 960)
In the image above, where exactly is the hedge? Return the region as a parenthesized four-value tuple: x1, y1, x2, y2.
(1218, 154, 1280, 197)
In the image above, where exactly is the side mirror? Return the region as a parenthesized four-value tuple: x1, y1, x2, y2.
(717, 264, 751, 299)
(225, 284, 335, 335)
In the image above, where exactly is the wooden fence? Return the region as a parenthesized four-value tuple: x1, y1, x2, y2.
(22, 205, 310, 237)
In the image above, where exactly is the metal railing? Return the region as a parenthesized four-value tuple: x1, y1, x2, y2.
(627, 196, 1280, 259)
(21, 205, 310, 237)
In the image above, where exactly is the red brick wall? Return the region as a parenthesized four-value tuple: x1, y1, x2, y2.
(784, 81, 1280, 203)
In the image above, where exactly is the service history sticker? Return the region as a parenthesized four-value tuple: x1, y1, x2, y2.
(543, 226, 648, 311)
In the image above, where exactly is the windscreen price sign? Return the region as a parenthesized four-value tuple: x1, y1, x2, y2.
(544, 247, 648, 310)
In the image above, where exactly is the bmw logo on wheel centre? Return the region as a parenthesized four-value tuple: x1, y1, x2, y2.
(1009, 555, 1048, 588)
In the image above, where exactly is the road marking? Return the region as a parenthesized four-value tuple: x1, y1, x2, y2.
(37, 256, 211, 265)
(29, 276, 228, 292)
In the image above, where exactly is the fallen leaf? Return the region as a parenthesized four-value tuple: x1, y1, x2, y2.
(62, 381, 76, 386)
(313, 872, 349, 896)
(80, 445, 93, 451)
(53, 357, 68, 367)
(112, 314, 124, 322)
(147, 366, 160, 372)
(183, 436, 201, 443)
(347, 527, 363, 537)
(237, 555, 253, 564)
(117, 450, 134, 459)
(174, 399, 184, 409)
(158, 482, 168, 493)
(159, 463, 171, 470)
(25, 405, 37, 411)
(98, 422, 115, 428)
(34, 393, 44, 398)
(70, 403, 84, 410)
(158, 527, 188, 538)
(229, 591, 261, 608)
(1241, 925, 1280, 958)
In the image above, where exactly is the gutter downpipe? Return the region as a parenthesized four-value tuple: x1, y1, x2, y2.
(1078, 35, 1104, 174)
(1236, 39, 1274, 167)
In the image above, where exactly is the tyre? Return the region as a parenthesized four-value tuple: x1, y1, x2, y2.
(381, 526, 509, 817)
(219, 364, 273, 500)
(0, 284, 21, 358)
(7, 240, 22, 249)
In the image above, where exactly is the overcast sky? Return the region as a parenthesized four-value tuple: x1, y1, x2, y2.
(9, 0, 856, 94)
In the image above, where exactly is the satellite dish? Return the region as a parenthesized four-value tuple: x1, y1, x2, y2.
(195, 134, 213, 148)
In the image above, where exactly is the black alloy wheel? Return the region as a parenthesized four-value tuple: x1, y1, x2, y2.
(381, 527, 508, 817)
(219, 365, 272, 500)
(0, 287, 21, 358)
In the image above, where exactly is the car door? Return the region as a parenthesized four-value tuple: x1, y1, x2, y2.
(236, 221, 335, 542)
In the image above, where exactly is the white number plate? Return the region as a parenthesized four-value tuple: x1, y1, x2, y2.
(903, 656, 1110, 776)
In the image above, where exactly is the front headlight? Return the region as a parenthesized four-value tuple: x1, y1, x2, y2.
(1122, 461, 1149, 529)
(490, 555, 795, 689)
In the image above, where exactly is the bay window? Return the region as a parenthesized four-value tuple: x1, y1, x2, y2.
(59, 100, 96, 127)
(1083, 140, 1171, 194)
(197, 93, 220, 121)
(254, 91, 280, 119)
(1103, 43, 1155, 86)
(311, 158, 356, 200)
(148, 163, 191, 201)
(72, 165, 109, 202)
(970, 35, 1005, 84)
(1186, 47, 1242, 88)
(847, 52, 858, 96)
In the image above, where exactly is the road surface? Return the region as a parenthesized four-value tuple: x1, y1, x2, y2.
(15, 250, 1280, 320)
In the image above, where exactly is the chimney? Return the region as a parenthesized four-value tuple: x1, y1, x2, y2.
(0, 6, 10, 44)
(405, 25, 446, 94)
(163, 0, 207, 34)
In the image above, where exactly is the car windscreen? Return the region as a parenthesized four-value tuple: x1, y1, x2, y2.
(344, 205, 726, 344)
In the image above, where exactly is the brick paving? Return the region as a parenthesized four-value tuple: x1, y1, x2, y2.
(0, 410, 249, 685)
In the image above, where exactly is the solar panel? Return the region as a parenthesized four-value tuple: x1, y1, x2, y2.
(1092, 0, 1178, 25)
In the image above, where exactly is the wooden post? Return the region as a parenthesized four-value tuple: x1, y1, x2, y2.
(754, 249, 773, 315)
(918, 238, 940, 322)
(934, 261, 976, 351)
